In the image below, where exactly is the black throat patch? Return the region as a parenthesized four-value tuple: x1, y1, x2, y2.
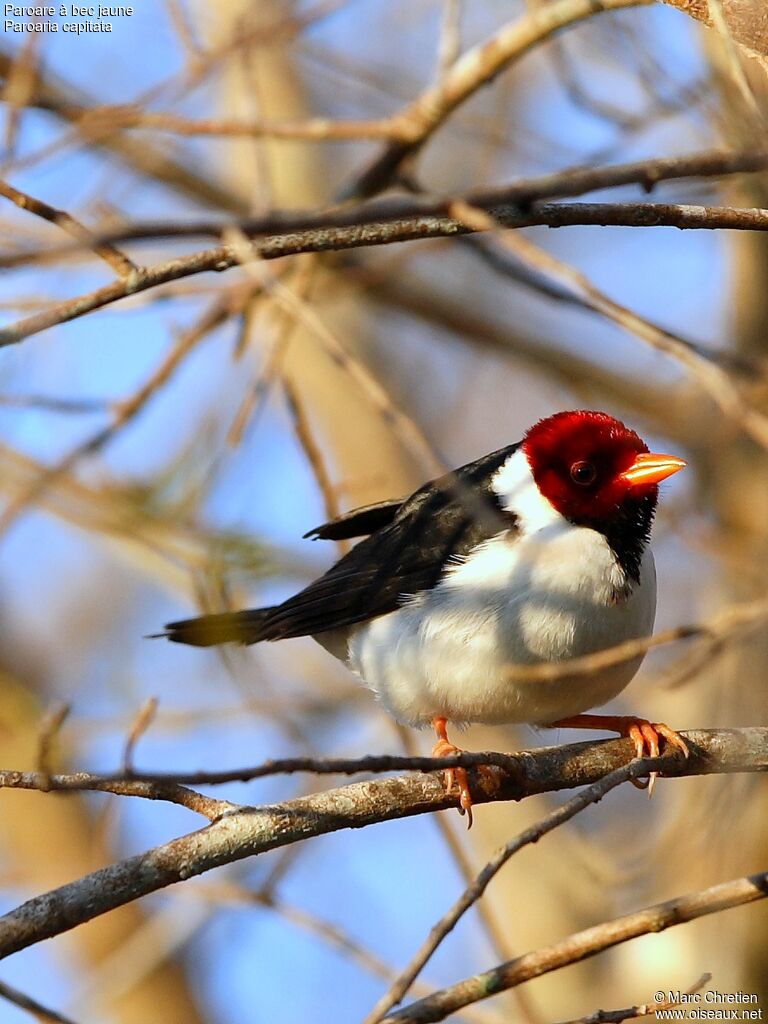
(583, 491, 657, 587)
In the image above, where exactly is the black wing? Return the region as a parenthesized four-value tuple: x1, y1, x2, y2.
(260, 442, 520, 641)
(303, 498, 404, 541)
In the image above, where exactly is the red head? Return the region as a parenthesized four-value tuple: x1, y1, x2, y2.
(522, 410, 685, 526)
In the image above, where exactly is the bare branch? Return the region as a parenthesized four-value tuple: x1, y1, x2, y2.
(344, 0, 653, 198)
(659, 0, 768, 60)
(0, 392, 109, 414)
(0, 245, 233, 346)
(382, 878, 768, 1022)
(434, 0, 463, 84)
(0, 768, 235, 821)
(503, 596, 768, 684)
(0, 146, 766, 350)
(188, 880, 497, 1020)
(122, 698, 159, 776)
(3, 200, 768, 349)
(2, 726, 763, 790)
(225, 232, 444, 473)
(394, 725, 539, 1024)
(453, 201, 768, 450)
(364, 761, 656, 1023)
(0, 291, 239, 535)
(534, 240, 768, 448)
(283, 377, 342, 529)
(0, 178, 136, 278)
(0, 978, 79, 1024)
(17, 146, 768, 250)
(105, 108, 396, 141)
(554, 974, 713, 1024)
(0, 48, 245, 215)
(36, 703, 70, 789)
(0, 730, 764, 960)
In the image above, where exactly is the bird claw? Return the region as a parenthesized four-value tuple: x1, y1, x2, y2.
(432, 735, 474, 828)
(549, 713, 689, 797)
(624, 718, 689, 797)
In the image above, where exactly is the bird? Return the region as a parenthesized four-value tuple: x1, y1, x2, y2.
(156, 410, 688, 824)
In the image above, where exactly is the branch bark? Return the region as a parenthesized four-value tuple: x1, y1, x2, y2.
(660, 0, 768, 60)
(1, 147, 767, 347)
(0, 728, 765, 960)
(383, 873, 768, 1023)
(19, 146, 768, 248)
(0, 178, 136, 277)
(344, 0, 652, 198)
(3, 201, 768, 348)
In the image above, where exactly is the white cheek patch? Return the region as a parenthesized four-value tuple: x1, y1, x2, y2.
(491, 448, 563, 532)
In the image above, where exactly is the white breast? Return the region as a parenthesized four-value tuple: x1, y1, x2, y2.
(341, 449, 657, 728)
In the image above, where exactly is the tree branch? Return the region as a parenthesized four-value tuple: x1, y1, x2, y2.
(0, 178, 136, 278)
(101, 108, 397, 141)
(0, 729, 764, 960)
(383, 874, 768, 1023)
(343, 0, 652, 198)
(553, 974, 712, 1024)
(0, 978, 79, 1024)
(3, 200, 768, 348)
(659, 0, 768, 60)
(0, 146, 766, 348)
(15, 146, 767, 248)
(364, 760, 660, 1023)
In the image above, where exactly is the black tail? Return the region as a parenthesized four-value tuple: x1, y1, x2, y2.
(152, 608, 275, 647)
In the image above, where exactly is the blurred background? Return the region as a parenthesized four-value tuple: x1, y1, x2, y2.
(0, 1, 766, 1021)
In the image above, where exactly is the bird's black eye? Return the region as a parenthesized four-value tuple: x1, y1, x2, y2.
(570, 461, 597, 486)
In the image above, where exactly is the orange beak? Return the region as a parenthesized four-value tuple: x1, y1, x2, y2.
(620, 452, 687, 487)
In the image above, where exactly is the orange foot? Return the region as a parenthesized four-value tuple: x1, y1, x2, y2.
(549, 714, 689, 797)
(432, 717, 475, 828)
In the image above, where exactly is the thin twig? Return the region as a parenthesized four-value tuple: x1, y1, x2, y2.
(0, 978, 79, 1024)
(16, 146, 768, 251)
(0, 48, 245, 215)
(0, 290, 239, 535)
(459, 230, 751, 373)
(468, 228, 768, 451)
(0, 769, 235, 821)
(164, 0, 204, 64)
(122, 698, 159, 775)
(0, 244, 232, 345)
(364, 760, 667, 1023)
(0, 732, 764, 959)
(104, 108, 396, 140)
(187, 880, 498, 1022)
(553, 973, 712, 1024)
(224, 228, 444, 474)
(1, 727, 765, 793)
(382, 878, 768, 1022)
(395, 724, 540, 1024)
(1, 33, 41, 159)
(226, 259, 317, 447)
(0, 177, 136, 277)
(435, 0, 463, 84)
(0, 393, 109, 414)
(344, 0, 653, 198)
(283, 377, 342, 529)
(36, 703, 70, 790)
(503, 597, 768, 684)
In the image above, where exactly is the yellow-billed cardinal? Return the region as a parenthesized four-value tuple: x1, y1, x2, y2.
(157, 410, 688, 822)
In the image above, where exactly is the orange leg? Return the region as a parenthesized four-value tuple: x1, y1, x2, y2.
(432, 717, 474, 828)
(548, 714, 689, 796)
